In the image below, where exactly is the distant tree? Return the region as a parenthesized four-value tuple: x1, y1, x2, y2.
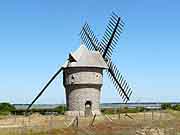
(161, 103, 171, 110)
(136, 107, 145, 112)
(53, 105, 66, 114)
(0, 102, 16, 115)
(172, 104, 180, 111)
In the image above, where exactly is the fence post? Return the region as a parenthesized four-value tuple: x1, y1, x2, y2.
(14, 112, 16, 123)
(21, 120, 25, 135)
(164, 128, 166, 135)
(159, 109, 162, 120)
(144, 109, 145, 121)
(118, 112, 121, 120)
(47, 114, 53, 134)
(28, 115, 31, 126)
(118, 107, 121, 120)
(75, 116, 79, 128)
(152, 110, 154, 121)
(89, 114, 96, 127)
(50, 114, 53, 128)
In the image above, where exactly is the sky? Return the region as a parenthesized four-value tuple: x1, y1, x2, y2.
(0, 0, 180, 104)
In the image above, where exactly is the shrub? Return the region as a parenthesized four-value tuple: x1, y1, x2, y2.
(172, 104, 180, 111)
(136, 107, 145, 112)
(101, 108, 116, 114)
(53, 106, 66, 114)
(101, 107, 145, 114)
(0, 102, 16, 115)
(161, 103, 171, 110)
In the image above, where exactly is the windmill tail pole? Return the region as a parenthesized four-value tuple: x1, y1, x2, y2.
(26, 67, 63, 113)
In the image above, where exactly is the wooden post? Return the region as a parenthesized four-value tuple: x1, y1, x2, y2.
(21, 118, 25, 135)
(144, 109, 145, 121)
(164, 128, 166, 135)
(89, 114, 96, 127)
(23, 112, 25, 126)
(75, 116, 79, 128)
(159, 109, 162, 120)
(28, 115, 31, 126)
(118, 112, 121, 120)
(14, 112, 16, 123)
(66, 117, 76, 127)
(105, 114, 113, 122)
(125, 113, 134, 120)
(49, 114, 53, 128)
(114, 108, 116, 115)
(118, 104, 121, 120)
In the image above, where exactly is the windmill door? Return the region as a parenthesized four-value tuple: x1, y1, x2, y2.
(85, 101, 92, 117)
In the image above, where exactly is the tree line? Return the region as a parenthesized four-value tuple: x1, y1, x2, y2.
(0, 102, 180, 115)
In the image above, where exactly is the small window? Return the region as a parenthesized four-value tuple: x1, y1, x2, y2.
(71, 75, 75, 80)
(71, 75, 75, 83)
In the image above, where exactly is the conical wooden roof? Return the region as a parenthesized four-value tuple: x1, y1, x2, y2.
(63, 44, 108, 69)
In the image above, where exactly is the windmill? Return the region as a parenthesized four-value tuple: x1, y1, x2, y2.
(26, 12, 132, 116)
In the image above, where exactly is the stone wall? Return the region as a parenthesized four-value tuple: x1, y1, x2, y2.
(63, 67, 103, 116)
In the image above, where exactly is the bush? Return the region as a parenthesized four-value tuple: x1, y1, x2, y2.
(0, 103, 16, 115)
(161, 103, 171, 110)
(136, 107, 145, 112)
(172, 104, 180, 111)
(101, 107, 145, 114)
(53, 106, 66, 114)
(101, 108, 116, 114)
(12, 109, 25, 115)
(12, 105, 67, 115)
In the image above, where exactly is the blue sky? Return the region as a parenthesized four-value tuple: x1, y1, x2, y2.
(0, 0, 180, 104)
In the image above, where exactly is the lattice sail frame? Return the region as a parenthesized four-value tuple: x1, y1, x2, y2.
(80, 12, 132, 103)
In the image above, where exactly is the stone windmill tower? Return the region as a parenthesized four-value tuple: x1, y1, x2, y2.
(27, 12, 132, 117)
(62, 45, 108, 116)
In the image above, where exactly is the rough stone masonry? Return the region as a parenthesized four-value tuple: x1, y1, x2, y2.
(63, 44, 108, 116)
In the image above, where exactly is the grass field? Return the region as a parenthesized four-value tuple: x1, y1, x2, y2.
(0, 110, 180, 135)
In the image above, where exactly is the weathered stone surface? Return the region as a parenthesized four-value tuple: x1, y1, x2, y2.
(63, 45, 107, 117)
(63, 67, 103, 116)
